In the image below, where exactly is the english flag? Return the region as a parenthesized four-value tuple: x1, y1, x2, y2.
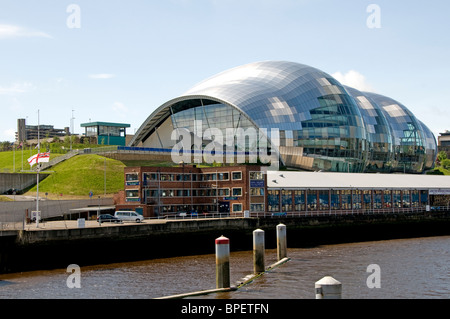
(28, 152, 50, 167)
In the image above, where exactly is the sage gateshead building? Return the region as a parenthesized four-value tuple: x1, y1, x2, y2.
(130, 61, 437, 173)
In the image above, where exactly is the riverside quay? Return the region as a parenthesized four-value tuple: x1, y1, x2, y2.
(114, 165, 450, 218)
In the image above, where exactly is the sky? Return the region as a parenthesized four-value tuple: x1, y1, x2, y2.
(0, 0, 449, 142)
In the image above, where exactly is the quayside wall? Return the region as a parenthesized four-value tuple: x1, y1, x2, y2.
(1, 212, 450, 274)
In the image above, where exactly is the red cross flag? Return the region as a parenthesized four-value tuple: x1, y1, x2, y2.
(28, 152, 50, 167)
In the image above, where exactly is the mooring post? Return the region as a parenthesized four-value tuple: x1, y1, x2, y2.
(215, 235, 230, 289)
(315, 276, 342, 299)
(276, 223, 287, 260)
(253, 229, 265, 274)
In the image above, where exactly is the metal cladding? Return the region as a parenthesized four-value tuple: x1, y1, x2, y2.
(131, 61, 437, 173)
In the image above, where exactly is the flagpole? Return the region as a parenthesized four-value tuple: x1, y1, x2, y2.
(36, 109, 40, 228)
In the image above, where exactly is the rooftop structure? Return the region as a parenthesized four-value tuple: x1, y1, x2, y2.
(80, 121, 131, 146)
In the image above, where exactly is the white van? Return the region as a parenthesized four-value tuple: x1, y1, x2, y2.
(114, 211, 144, 223)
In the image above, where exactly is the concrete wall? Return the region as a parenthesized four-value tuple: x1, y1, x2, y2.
(2, 212, 450, 273)
(0, 198, 114, 222)
(0, 173, 48, 194)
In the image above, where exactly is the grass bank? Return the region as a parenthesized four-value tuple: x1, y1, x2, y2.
(25, 154, 126, 198)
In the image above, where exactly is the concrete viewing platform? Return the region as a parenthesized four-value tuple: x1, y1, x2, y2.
(23, 218, 168, 231)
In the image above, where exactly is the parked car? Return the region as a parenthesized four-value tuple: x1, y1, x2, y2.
(97, 214, 122, 223)
(114, 211, 144, 223)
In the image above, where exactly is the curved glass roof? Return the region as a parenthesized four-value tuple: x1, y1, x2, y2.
(131, 61, 437, 173)
(184, 61, 363, 131)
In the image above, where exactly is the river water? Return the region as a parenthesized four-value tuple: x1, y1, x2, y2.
(0, 236, 449, 299)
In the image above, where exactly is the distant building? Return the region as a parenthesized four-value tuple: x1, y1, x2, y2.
(80, 122, 131, 146)
(16, 118, 69, 142)
(438, 131, 450, 157)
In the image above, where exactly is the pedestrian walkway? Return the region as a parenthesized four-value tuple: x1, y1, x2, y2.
(24, 218, 167, 231)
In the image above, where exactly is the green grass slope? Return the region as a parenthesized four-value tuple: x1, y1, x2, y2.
(27, 154, 126, 198)
(0, 150, 64, 172)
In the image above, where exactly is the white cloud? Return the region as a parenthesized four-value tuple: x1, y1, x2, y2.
(89, 74, 116, 79)
(2, 129, 16, 141)
(112, 102, 129, 116)
(332, 70, 375, 92)
(0, 82, 36, 95)
(0, 24, 52, 39)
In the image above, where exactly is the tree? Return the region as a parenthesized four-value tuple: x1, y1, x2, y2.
(437, 151, 448, 166)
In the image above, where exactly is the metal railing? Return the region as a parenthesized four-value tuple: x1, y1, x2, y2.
(247, 206, 445, 218)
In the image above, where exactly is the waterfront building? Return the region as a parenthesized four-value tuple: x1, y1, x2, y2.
(115, 165, 450, 218)
(129, 61, 437, 174)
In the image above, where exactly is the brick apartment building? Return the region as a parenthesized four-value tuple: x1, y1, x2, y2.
(115, 165, 266, 217)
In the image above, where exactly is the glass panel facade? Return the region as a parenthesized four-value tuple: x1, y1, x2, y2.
(134, 61, 436, 173)
(365, 92, 437, 173)
(341, 190, 352, 209)
(393, 190, 402, 208)
(282, 190, 292, 212)
(307, 190, 318, 210)
(402, 190, 411, 207)
(373, 190, 383, 209)
(294, 190, 305, 211)
(267, 190, 280, 212)
(319, 190, 329, 211)
(383, 190, 392, 208)
(353, 190, 362, 210)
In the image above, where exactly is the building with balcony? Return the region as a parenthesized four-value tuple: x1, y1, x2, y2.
(115, 165, 450, 218)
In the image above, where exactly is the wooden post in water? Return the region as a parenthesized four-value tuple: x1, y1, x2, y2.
(276, 223, 287, 260)
(215, 235, 230, 289)
(253, 229, 265, 274)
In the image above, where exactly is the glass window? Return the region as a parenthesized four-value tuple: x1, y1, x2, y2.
(268, 190, 280, 212)
(373, 190, 382, 209)
(250, 203, 264, 212)
(160, 174, 174, 181)
(126, 189, 139, 199)
(232, 171, 242, 180)
(319, 190, 329, 210)
(147, 190, 159, 198)
(218, 172, 229, 180)
(341, 190, 352, 210)
(126, 173, 138, 182)
(232, 188, 242, 196)
(402, 190, 411, 208)
(250, 171, 264, 180)
(353, 190, 362, 210)
(294, 190, 305, 211)
(250, 187, 264, 196)
(363, 190, 372, 210)
(86, 126, 97, 137)
(383, 190, 392, 208)
(393, 190, 402, 208)
(232, 203, 243, 212)
(307, 190, 317, 210)
(420, 190, 428, 206)
(411, 190, 419, 208)
(143, 173, 158, 181)
(331, 190, 340, 210)
(282, 190, 292, 212)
